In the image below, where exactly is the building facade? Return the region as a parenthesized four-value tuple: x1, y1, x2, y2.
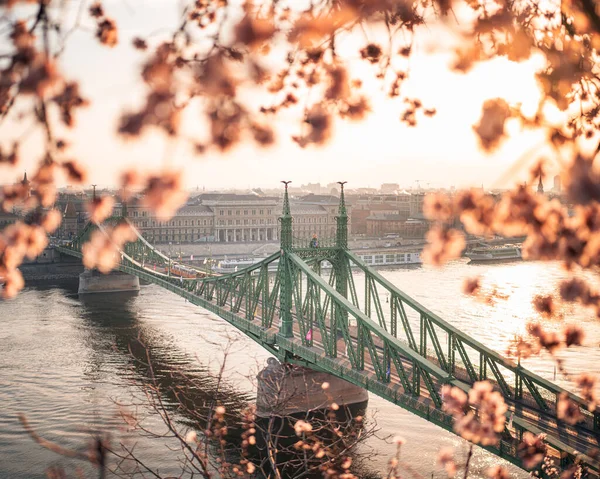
(202, 194, 279, 243)
(366, 214, 429, 238)
(114, 192, 351, 244)
(126, 204, 215, 243)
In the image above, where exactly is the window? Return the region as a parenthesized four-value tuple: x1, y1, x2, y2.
(386, 254, 394, 262)
(268, 209, 272, 215)
(236, 210, 240, 215)
(228, 210, 232, 215)
(252, 209, 256, 215)
(244, 210, 248, 215)
(259, 209, 264, 215)
(220, 210, 224, 216)
(228, 220, 232, 225)
(375, 255, 384, 264)
(363, 255, 373, 264)
(236, 220, 241, 225)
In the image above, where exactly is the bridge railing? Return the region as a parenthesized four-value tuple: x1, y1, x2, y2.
(345, 250, 600, 432)
(291, 235, 337, 249)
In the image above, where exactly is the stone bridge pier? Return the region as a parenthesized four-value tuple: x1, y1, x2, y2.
(78, 269, 140, 294)
(256, 357, 368, 418)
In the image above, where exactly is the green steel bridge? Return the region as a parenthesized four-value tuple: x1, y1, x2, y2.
(56, 183, 600, 475)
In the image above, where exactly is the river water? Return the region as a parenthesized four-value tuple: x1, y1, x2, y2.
(1, 259, 599, 478)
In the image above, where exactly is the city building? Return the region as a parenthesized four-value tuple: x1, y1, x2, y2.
(351, 203, 397, 235)
(61, 200, 79, 239)
(409, 193, 425, 217)
(127, 204, 215, 243)
(121, 193, 280, 244)
(380, 183, 400, 194)
(366, 214, 429, 238)
(290, 194, 347, 240)
(199, 194, 279, 243)
(55, 191, 89, 239)
(349, 192, 414, 234)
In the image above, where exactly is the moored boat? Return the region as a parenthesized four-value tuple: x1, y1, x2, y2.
(213, 250, 422, 273)
(465, 245, 522, 263)
(355, 251, 422, 266)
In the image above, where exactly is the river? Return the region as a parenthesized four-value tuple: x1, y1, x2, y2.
(1, 258, 599, 478)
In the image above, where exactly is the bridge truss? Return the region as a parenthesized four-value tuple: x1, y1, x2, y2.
(56, 183, 600, 475)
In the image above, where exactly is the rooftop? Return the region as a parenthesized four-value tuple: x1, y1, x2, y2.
(192, 193, 278, 204)
(178, 205, 214, 215)
(289, 204, 328, 214)
(366, 213, 405, 221)
(297, 194, 340, 205)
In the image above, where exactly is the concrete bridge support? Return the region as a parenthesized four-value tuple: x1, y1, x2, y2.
(255, 358, 368, 478)
(78, 269, 140, 294)
(256, 357, 368, 418)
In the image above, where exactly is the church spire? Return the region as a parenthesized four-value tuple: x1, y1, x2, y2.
(537, 173, 544, 194)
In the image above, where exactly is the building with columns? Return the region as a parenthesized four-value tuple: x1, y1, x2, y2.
(197, 194, 279, 243)
(112, 191, 351, 244)
(290, 194, 344, 240)
(120, 203, 214, 243)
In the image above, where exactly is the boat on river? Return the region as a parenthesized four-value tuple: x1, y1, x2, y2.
(465, 244, 522, 263)
(213, 250, 422, 274)
(355, 251, 421, 267)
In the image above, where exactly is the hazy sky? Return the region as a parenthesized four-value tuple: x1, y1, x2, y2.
(1, 0, 554, 190)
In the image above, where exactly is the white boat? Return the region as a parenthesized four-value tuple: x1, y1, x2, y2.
(465, 245, 522, 263)
(356, 251, 422, 266)
(213, 258, 279, 274)
(212, 251, 421, 273)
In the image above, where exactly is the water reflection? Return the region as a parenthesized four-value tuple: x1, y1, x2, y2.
(79, 291, 252, 428)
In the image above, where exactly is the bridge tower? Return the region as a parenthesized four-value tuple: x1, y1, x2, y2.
(335, 181, 348, 250)
(278, 181, 293, 338)
(260, 180, 368, 422)
(335, 182, 350, 335)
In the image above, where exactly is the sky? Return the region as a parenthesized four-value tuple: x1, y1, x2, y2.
(0, 0, 556, 191)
